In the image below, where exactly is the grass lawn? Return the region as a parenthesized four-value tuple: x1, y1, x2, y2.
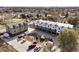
(10, 18, 26, 24)
(0, 24, 6, 30)
(0, 24, 6, 34)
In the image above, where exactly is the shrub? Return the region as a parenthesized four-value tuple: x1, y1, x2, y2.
(58, 29, 79, 52)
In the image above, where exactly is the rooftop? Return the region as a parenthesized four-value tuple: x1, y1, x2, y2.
(35, 19, 73, 28)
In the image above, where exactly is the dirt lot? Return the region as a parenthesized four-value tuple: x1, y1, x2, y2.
(0, 38, 18, 52)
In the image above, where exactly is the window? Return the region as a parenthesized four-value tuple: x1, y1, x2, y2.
(19, 24, 21, 27)
(54, 24, 58, 28)
(37, 21, 39, 23)
(48, 25, 49, 27)
(45, 23, 47, 25)
(41, 22, 43, 24)
(23, 23, 26, 26)
(52, 26, 54, 29)
(62, 26, 64, 28)
(59, 27, 60, 30)
(68, 27, 70, 29)
(50, 24, 52, 26)
(13, 25, 15, 29)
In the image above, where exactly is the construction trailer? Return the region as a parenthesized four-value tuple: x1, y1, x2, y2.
(34, 20, 73, 34)
(6, 22, 28, 36)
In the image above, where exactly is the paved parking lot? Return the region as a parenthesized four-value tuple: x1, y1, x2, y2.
(28, 27, 59, 46)
(0, 27, 59, 52)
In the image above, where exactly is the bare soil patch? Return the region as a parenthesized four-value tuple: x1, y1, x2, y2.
(0, 38, 18, 52)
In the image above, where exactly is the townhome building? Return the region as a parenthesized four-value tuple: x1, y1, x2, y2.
(6, 22, 28, 36)
(35, 20, 73, 34)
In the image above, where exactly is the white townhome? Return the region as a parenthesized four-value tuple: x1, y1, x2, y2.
(34, 20, 73, 34)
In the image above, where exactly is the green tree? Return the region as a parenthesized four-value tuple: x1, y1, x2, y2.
(58, 29, 79, 52)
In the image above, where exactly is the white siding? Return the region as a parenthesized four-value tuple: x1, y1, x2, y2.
(35, 20, 73, 33)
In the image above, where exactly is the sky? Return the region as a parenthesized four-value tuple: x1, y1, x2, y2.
(0, 0, 78, 7)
